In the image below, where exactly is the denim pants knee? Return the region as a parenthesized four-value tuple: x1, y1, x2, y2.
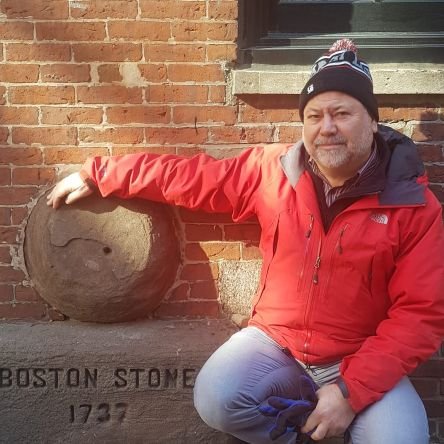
(193, 327, 429, 444)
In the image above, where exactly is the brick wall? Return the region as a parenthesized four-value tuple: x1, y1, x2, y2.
(0, 0, 442, 440)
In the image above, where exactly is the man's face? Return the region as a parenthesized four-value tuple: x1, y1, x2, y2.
(302, 91, 377, 178)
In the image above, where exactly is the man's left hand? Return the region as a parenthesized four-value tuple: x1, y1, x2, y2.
(301, 383, 355, 441)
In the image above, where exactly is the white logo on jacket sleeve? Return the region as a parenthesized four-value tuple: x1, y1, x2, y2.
(370, 212, 389, 225)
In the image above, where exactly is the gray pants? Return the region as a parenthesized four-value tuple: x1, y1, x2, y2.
(194, 327, 429, 444)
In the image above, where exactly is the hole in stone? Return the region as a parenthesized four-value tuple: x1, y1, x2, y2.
(103, 246, 112, 255)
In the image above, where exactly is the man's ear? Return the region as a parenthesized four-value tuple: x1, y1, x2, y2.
(371, 119, 378, 133)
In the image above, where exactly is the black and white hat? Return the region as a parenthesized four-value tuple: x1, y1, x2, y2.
(299, 39, 379, 121)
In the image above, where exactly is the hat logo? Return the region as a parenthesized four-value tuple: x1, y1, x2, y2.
(307, 84, 314, 94)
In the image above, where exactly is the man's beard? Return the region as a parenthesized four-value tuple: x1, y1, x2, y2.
(312, 130, 373, 170)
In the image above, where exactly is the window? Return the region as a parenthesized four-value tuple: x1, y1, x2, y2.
(238, 0, 444, 65)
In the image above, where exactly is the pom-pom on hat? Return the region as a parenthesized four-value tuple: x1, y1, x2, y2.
(299, 39, 379, 121)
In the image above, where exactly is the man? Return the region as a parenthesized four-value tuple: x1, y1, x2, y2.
(47, 40, 444, 443)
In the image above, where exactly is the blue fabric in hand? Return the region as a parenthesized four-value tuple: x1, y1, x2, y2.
(259, 375, 318, 441)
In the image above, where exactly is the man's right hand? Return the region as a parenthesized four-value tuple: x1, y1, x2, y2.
(46, 172, 94, 209)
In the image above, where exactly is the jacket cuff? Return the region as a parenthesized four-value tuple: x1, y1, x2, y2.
(334, 376, 350, 399)
(79, 168, 97, 191)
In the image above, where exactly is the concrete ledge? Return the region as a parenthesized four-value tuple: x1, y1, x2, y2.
(232, 64, 444, 95)
(0, 319, 239, 444)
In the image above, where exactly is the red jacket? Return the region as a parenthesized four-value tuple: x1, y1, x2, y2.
(81, 127, 444, 413)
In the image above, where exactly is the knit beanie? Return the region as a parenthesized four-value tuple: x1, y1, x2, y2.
(299, 39, 379, 121)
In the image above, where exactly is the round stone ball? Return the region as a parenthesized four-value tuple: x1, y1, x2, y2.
(24, 193, 180, 323)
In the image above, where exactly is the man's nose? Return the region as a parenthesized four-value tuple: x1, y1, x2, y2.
(320, 114, 337, 135)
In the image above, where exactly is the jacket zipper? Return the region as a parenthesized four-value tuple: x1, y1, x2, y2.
(297, 214, 314, 292)
(302, 236, 322, 364)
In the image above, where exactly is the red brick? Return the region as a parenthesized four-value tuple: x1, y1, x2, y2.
(15, 284, 43, 302)
(173, 105, 237, 124)
(190, 280, 218, 300)
(138, 64, 167, 83)
(171, 22, 237, 42)
(148, 84, 209, 104)
(11, 207, 28, 225)
(411, 378, 440, 398)
(111, 146, 176, 156)
(206, 43, 237, 62)
(36, 22, 106, 42)
(98, 64, 123, 83)
(0, 187, 36, 205)
(208, 1, 238, 20)
(145, 127, 208, 145)
(0, 284, 13, 302)
(241, 243, 262, 260)
(41, 106, 103, 125)
(40, 64, 91, 83)
(412, 123, 444, 142)
(224, 223, 261, 242)
(0, 106, 38, 124)
(145, 44, 205, 63)
(1, 0, 68, 19)
(12, 167, 55, 185)
(185, 224, 223, 241)
(79, 127, 144, 144)
(139, 1, 206, 20)
(424, 400, 444, 419)
(186, 242, 240, 261)
(241, 102, 300, 124)
(0, 64, 39, 82)
(179, 208, 233, 224)
(417, 144, 444, 163)
(168, 283, 190, 302)
(6, 43, 71, 62)
(0, 265, 25, 282)
(0, 246, 11, 264)
(181, 263, 219, 281)
(155, 300, 220, 318)
(0, 87, 5, 105)
(168, 63, 225, 83)
(0, 302, 47, 320)
(0, 208, 10, 225)
(379, 107, 439, 122)
(106, 106, 169, 124)
(278, 125, 303, 143)
(0, 127, 9, 143)
(12, 127, 77, 145)
(0, 147, 42, 165)
(0, 167, 11, 186)
(108, 21, 170, 41)
(77, 85, 143, 104)
(426, 165, 444, 183)
(0, 21, 34, 39)
(0, 226, 19, 244)
(9, 86, 75, 104)
(413, 359, 444, 378)
(209, 126, 273, 144)
(73, 43, 142, 62)
(209, 85, 226, 103)
(44, 147, 109, 165)
(70, 0, 138, 19)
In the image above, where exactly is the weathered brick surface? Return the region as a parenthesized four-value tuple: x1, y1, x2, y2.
(0, 2, 442, 439)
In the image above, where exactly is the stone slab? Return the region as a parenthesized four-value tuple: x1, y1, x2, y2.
(0, 319, 239, 444)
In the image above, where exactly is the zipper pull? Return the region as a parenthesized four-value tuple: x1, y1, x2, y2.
(337, 224, 349, 254)
(313, 255, 321, 284)
(305, 214, 314, 238)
